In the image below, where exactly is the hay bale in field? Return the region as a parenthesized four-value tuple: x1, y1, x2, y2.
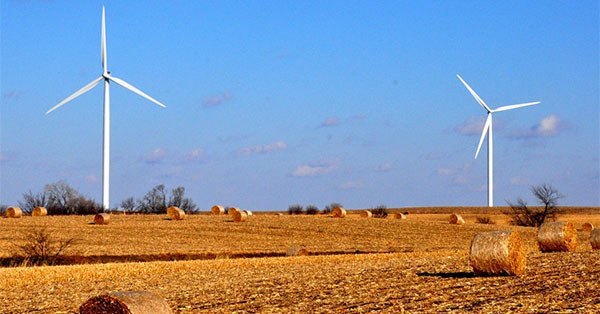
(210, 205, 225, 215)
(5, 206, 22, 218)
(228, 207, 240, 216)
(591, 229, 600, 250)
(232, 210, 248, 222)
(360, 210, 372, 218)
(32, 206, 47, 216)
(538, 221, 578, 252)
(167, 206, 185, 220)
(94, 213, 110, 225)
(331, 206, 346, 218)
(79, 291, 172, 314)
(243, 210, 253, 216)
(469, 230, 526, 276)
(582, 222, 594, 232)
(449, 213, 465, 225)
(286, 246, 309, 256)
(391, 213, 407, 220)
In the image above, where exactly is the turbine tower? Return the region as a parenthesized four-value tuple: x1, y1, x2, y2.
(47, 7, 166, 210)
(457, 74, 539, 207)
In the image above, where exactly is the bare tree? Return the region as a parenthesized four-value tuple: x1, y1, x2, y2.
(168, 186, 198, 213)
(45, 181, 79, 210)
(18, 190, 48, 214)
(505, 184, 563, 227)
(137, 184, 167, 214)
(120, 197, 136, 213)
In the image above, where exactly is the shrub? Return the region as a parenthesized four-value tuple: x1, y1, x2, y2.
(505, 184, 563, 227)
(476, 216, 496, 224)
(323, 202, 342, 214)
(288, 204, 304, 215)
(14, 227, 77, 266)
(371, 205, 388, 218)
(305, 205, 319, 215)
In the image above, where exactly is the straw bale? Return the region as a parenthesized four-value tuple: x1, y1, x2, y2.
(538, 221, 577, 252)
(243, 210, 253, 216)
(449, 213, 464, 225)
(391, 213, 407, 220)
(590, 228, 600, 250)
(232, 210, 248, 222)
(331, 206, 346, 218)
(469, 230, 526, 276)
(286, 247, 309, 256)
(210, 205, 225, 215)
(167, 206, 185, 220)
(5, 206, 22, 218)
(228, 207, 240, 216)
(360, 210, 372, 218)
(94, 213, 110, 225)
(581, 222, 594, 232)
(32, 206, 48, 216)
(79, 290, 172, 314)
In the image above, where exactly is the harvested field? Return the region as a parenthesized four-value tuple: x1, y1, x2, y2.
(0, 212, 598, 312)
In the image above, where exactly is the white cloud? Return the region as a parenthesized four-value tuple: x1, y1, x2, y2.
(203, 92, 232, 108)
(142, 148, 168, 164)
(509, 114, 565, 139)
(320, 117, 340, 127)
(375, 162, 392, 172)
(85, 174, 99, 183)
(239, 141, 287, 156)
(185, 148, 206, 161)
(454, 116, 486, 135)
(291, 161, 337, 177)
(339, 180, 364, 190)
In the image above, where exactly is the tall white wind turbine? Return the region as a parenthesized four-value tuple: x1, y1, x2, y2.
(457, 74, 539, 207)
(47, 7, 166, 210)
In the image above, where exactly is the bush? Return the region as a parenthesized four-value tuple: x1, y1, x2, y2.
(288, 204, 304, 215)
(14, 227, 77, 266)
(305, 205, 319, 215)
(371, 205, 388, 218)
(505, 184, 563, 227)
(475, 216, 495, 224)
(323, 202, 342, 214)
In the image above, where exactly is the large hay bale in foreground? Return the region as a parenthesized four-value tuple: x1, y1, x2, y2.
(469, 230, 526, 276)
(6, 206, 22, 218)
(211, 205, 225, 215)
(360, 210, 372, 218)
(232, 210, 248, 222)
(167, 206, 185, 220)
(286, 247, 309, 256)
(32, 206, 48, 217)
(449, 213, 465, 225)
(590, 229, 600, 250)
(582, 222, 594, 232)
(331, 206, 346, 218)
(94, 213, 110, 225)
(79, 291, 172, 314)
(391, 213, 407, 220)
(538, 221, 578, 252)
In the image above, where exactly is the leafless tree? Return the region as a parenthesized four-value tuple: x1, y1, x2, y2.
(18, 190, 48, 214)
(137, 184, 167, 213)
(168, 186, 198, 213)
(505, 184, 563, 227)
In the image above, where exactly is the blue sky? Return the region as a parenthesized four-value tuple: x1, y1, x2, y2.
(1, 1, 598, 210)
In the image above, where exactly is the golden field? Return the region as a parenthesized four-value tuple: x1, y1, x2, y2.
(0, 210, 599, 313)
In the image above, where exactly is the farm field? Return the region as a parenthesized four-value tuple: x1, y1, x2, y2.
(0, 210, 599, 313)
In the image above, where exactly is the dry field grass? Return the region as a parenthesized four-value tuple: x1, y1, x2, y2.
(0, 210, 598, 313)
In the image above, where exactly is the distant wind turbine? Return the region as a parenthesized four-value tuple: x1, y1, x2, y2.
(457, 74, 539, 207)
(47, 7, 166, 210)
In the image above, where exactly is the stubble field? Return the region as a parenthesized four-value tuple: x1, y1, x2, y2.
(0, 209, 598, 313)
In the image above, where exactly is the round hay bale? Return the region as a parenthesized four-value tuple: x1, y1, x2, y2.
(79, 290, 172, 314)
(538, 221, 578, 252)
(469, 230, 526, 276)
(275, 213, 284, 216)
(591, 228, 600, 250)
(360, 210, 372, 218)
(6, 206, 22, 218)
(449, 213, 465, 225)
(232, 210, 248, 222)
(243, 210, 253, 216)
(167, 206, 185, 220)
(391, 213, 407, 220)
(582, 222, 594, 232)
(32, 206, 48, 217)
(228, 207, 240, 216)
(94, 213, 110, 225)
(286, 247, 309, 256)
(331, 206, 346, 218)
(210, 205, 225, 215)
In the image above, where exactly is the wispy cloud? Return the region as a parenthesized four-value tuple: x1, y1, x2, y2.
(320, 117, 340, 127)
(291, 161, 338, 177)
(339, 180, 364, 190)
(508, 114, 566, 139)
(375, 162, 392, 172)
(239, 141, 287, 156)
(454, 116, 486, 135)
(185, 148, 206, 161)
(203, 92, 232, 108)
(85, 174, 99, 183)
(142, 148, 168, 164)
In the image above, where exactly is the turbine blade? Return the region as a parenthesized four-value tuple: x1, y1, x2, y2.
(108, 75, 166, 108)
(456, 74, 492, 112)
(493, 101, 540, 113)
(475, 114, 492, 159)
(101, 6, 107, 72)
(46, 76, 103, 114)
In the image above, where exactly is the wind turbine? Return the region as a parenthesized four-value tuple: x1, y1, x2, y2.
(456, 74, 539, 207)
(47, 7, 166, 210)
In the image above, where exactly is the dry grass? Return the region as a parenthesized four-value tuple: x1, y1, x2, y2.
(0, 212, 598, 312)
